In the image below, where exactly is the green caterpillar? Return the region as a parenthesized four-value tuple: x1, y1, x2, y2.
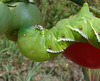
(17, 3, 100, 62)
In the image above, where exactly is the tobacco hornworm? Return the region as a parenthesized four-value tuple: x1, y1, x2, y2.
(17, 3, 100, 62)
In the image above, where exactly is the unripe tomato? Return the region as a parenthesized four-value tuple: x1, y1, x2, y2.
(5, 2, 43, 41)
(63, 42, 100, 69)
(0, 2, 12, 35)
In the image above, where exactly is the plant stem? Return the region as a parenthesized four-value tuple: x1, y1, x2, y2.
(88, 69, 92, 81)
(82, 67, 90, 81)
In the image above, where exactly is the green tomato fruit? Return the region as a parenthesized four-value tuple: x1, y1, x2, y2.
(5, 2, 43, 41)
(0, 2, 12, 35)
(17, 25, 61, 62)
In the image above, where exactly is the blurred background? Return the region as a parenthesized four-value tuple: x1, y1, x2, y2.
(0, 0, 100, 81)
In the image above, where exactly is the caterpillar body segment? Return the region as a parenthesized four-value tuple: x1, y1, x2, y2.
(17, 26, 67, 62)
(55, 3, 100, 48)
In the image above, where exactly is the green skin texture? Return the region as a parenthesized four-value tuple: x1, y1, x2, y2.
(17, 3, 100, 62)
(0, 2, 12, 35)
(5, 2, 43, 41)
